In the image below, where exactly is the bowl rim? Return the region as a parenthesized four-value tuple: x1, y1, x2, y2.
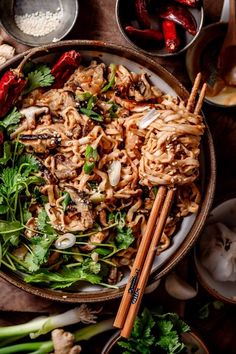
(0, 39, 216, 303)
(0, 0, 79, 47)
(194, 195, 236, 305)
(115, 0, 204, 57)
(101, 328, 210, 354)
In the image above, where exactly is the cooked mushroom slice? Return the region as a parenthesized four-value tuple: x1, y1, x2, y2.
(10, 106, 49, 139)
(64, 186, 94, 231)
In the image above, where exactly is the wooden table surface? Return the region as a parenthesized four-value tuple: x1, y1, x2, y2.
(0, 1, 236, 353)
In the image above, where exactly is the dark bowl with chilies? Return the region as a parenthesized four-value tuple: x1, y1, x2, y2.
(116, 0, 204, 57)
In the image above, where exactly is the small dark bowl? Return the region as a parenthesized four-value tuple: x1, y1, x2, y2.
(102, 330, 210, 354)
(116, 0, 204, 57)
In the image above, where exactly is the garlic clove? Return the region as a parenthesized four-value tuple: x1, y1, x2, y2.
(0, 44, 15, 59)
(165, 272, 198, 300)
(0, 56, 7, 66)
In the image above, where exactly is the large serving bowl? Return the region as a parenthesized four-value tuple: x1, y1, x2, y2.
(0, 40, 216, 302)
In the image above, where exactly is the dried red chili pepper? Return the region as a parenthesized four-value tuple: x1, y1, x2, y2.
(162, 20, 180, 53)
(135, 0, 151, 28)
(173, 0, 199, 7)
(0, 48, 48, 118)
(0, 68, 26, 118)
(159, 4, 197, 35)
(51, 50, 81, 89)
(125, 26, 163, 43)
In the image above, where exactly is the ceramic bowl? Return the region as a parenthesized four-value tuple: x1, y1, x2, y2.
(116, 0, 204, 57)
(0, 40, 216, 303)
(186, 22, 236, 109)
(102, 329, 210, 354)
(194, 197, 236, 304)
(0, 0, 78, 47)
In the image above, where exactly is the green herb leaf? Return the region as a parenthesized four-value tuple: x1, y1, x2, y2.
(25, 259, 102, 288)
(37, 209, 55, 235)
(24, 233, 57, 272)
(0, 107, 22, 130)
(80, 108, 103, 122)
(101, 64, 116, 93)
(23, 64, 54, 94)
(0, 142, 12, 165)
(109, 212, 135, 250)
(0, 220, 23, 246)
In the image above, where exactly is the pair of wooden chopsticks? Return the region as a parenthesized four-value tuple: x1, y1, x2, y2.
(113, 73, 207, 338)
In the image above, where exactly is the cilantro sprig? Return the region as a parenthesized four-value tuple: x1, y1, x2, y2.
(23, 64, 54, 94)
(118, 308, 190, 354)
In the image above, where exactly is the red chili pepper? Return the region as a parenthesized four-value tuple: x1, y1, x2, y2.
(162, 20, 180, 53)
(135, 0, 151, 28)
(125, 26, 164, 42)
(159, 4, 197, 35)
(173, 0, 199, 7)
(51, 50, 81, 89)
(0, 70, 26, 118)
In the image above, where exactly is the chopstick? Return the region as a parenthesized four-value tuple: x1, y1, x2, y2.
(113, 73, 206, 338)
(120, 187, 175, 338)
(113, 186, 167, 329)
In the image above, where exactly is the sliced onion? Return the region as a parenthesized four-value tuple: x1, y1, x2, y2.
(138, 108, 160, 129)
(78, 137, 90, 145)
(108, 160, 122, 187)
(55, 233, 76, 250)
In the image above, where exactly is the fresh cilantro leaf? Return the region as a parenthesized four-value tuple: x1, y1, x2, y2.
(101, 64, 116, 93)
(23, 64, 54, 94)
(24, 260, 102, 288)
(118, 308, 155, 354)
(0, 142, 11, 165)
(116, 226, 134, 250)
(118, 308, 190, 354)
(24, 233, 57, 272)
(0, 220, 23, 246)
(17, 154, 39, 174)
(80, 108, 103, 122)
(0, 107, 21, 130)
(109, 212, 135, 250)
(37, 208, 55, 235)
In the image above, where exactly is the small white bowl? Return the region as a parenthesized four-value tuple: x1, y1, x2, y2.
(194, 198, 236, 304)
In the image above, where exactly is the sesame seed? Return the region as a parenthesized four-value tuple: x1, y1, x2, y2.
(14, 4, 63, 37)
